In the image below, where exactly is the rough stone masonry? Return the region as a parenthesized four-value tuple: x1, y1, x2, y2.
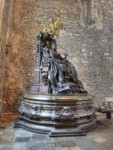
(0, 0, 113, 112)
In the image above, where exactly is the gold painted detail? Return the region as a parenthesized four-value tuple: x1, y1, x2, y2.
(34, 69, 40, 72)
(34, 67, 48, 72)
(42, 10, 63, 36)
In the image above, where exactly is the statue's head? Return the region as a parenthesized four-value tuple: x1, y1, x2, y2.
(37, 32, 56, 49)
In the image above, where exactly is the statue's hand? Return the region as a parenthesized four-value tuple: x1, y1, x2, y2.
(63, 53, 67, 59)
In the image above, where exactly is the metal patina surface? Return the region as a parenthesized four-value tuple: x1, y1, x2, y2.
(17, 11, 97, 136)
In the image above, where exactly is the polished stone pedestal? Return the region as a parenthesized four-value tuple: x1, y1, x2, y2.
(16, 92, 97, 136)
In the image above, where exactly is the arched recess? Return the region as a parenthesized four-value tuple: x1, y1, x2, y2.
(79, 0, 103, 28)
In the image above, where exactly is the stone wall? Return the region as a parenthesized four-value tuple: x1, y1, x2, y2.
(1, 0, 113, 112)
(0, 0, 11, 110)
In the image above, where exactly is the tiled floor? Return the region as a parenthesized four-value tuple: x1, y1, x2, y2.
(0, 113, 113, 150)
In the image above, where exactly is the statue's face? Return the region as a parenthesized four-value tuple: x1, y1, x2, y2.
(51, 43, 56, 50)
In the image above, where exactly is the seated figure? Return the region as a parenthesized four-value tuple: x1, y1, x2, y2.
(37, 32, 87, 94)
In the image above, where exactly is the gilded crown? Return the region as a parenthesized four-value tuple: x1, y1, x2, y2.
(43, 10, 63, 36)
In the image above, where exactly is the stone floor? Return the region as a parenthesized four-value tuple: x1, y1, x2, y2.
(0, 113, 113, 150)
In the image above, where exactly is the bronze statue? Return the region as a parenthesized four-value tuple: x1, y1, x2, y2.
(16, 10, 97, 136)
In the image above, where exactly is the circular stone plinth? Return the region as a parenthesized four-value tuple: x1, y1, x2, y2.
(16, 92, 97, 137)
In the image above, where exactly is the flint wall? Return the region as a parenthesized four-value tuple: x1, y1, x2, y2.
(0, 0, 113, 112)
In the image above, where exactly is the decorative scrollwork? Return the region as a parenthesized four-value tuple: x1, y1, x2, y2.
(19, 102, 42, 120)
(52, 106, 79, 122)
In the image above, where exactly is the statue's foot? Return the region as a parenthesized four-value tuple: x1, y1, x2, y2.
(80, 89, 87, 93)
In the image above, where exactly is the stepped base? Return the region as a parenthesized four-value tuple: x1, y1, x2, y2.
(17, 92, 97, 136)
